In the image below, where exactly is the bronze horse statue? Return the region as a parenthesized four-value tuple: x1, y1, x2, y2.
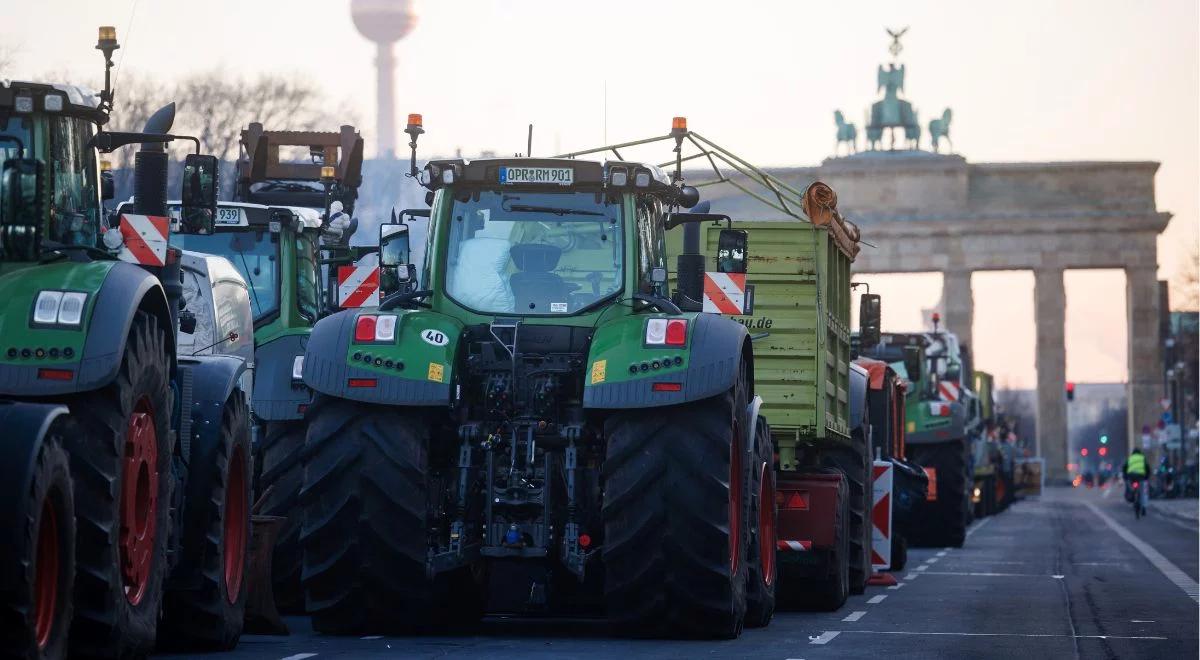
(834, 110, 858, 155)
(929, 108, 953, 153)
(866, 63, 920, 150)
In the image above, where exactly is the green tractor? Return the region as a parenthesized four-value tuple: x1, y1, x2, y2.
(970, 370, 1015, 517)
(863, 322, 975, 547)
(165, 123, 364, 611)
(294, 116, 771, 637)
(0, 28, 252, 658)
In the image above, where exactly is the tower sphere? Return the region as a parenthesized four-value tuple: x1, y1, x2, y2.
(351, 0, 417, 44)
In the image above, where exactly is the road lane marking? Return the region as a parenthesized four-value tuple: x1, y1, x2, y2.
(965, 516, 993, 537)
(360, 635, 383, 640)
(922, 570, 1066, 578)
(936, 551, 947, 557)
(280, 655, 319, 660)
(1082, 500, 1200, 603)
(867, 595, 887, 604)
(1131, 619, 1155, 623)
(831, 630, 1167, 640)
(842, 611, 867, 622)
(903, 572, 919, 580)
(1150, 510, 1200, 533)
(916, 565, 928, 571)
(809, 631, 840, 645)
(886, 582, 906, 590)
(925, 556, 939, 564)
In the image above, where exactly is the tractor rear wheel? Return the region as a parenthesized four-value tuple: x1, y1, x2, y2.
(257, 420, 306, 612)
(1, 419, 76, 660)
(65, 311, 174, 659)
(161, 395, 252, 649)
(743, 417, 777, 628)
(299, 395, 480, 634)
(602, 370, 750, 638)
(908, 440, 969, 547)
(821, 430, 872, 594)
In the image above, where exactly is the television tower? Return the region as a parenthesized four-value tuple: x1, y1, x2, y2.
(351, 0, 417, 158)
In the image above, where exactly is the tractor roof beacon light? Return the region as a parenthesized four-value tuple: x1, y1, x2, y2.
(95, 26, 119, 117)
(670, 117, 688, 183)
(320, 165, 337, 225)
(931, 311, 941, 332)
(405, 113, 424, 178)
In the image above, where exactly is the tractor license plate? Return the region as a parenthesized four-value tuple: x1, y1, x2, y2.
(216, 207, 247, 225)
(499, 166, 574, 186)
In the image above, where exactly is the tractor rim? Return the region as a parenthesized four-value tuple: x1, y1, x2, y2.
(33, 496, 59, 649)
(120, 396, 158, 606)
(223, 445, 248, 603)
(729, 417, 743, 577)
(757, 462, 776, 586)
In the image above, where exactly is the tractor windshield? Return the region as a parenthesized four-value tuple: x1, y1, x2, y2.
(444, 190, 623, 315)
(172, 229, 281, 322)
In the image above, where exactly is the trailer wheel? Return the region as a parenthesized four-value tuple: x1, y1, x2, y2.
(908, 440, 968, 547)
(744, 417, 777, 628)
(257, 420, 306, 612)
(603, 369, 750, 638)
(811, 470, 850, 611)
(299, 395, 478, 634)
(161, 395, 252, 650)
(821, 429, 872, 594)
(1, 419, 76, 660)
(65, 311, 174, 659)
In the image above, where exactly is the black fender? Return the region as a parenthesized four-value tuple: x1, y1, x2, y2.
(301, 309, 452, 406)
(0, 262, 173, 397)
(252, 332, 311, 422)
(177, 354, 248, 468)
(0, 401, 69, 588)
(584, 313, 752, 408)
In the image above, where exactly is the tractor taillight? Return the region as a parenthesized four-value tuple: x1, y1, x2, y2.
(355, 315, 377, 342)
(665, 319, 687, 346)
(778, 490, 809, 510)
(652, 382, 682, 392)
(37, 368, 73, 381)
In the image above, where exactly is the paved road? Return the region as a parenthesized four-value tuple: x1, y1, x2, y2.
(162, 487, 1197, 659)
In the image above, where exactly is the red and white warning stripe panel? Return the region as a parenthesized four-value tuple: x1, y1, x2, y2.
(938, 380, 960, 401)
(115, 214, 169, 266)
(871, 460, 893, 570)
(337, 264, 380, 308)
(702, 272, 748, 315)
(777, 539, 813, 552)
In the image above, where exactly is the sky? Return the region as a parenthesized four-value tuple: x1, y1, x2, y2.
(4, 0, 1197, 388)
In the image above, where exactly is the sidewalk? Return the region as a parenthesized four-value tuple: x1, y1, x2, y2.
(1150, 496, 1199, 525)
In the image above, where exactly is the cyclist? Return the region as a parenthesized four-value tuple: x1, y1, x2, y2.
(1123, 447, 1150, 517)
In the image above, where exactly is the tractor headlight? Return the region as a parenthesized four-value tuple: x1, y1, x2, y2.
(32, 291, 88, 327)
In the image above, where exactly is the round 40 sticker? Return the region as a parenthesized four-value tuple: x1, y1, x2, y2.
(421, 329, 449, 346)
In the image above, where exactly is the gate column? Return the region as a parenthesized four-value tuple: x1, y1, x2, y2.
(1126, 265, 1163, 461)
(942, 269, 974, 349)
(1035, 268, 1067, 483)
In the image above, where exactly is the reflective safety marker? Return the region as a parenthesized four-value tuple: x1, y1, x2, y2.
(871, 460, 893, 570)
(777, 539, 813, 552)
(938, 380, 960, 402)
(703, 272, 749, 315)
(116, 214, 169, 266)
(924, 467, 938, 501)
(338, 264, 380, 308)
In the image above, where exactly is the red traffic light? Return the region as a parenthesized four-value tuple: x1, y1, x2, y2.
(1098, 447, 1108, 456)
(1080, 447, 1088, 456)
(1066, 382, 1076, 401)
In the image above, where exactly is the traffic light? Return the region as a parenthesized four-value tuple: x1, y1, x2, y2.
(1100, 434, 1108, 444)
(1066, 382, 1076, 401)
(1098, 447, 1108, 457)
(1080, 447, 1088, 456)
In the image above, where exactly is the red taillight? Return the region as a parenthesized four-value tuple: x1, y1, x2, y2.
(665, 319, 687, 346)
(579, 533, 592, 548)
(348, 378, 377, 388)
(354, 315, 377, 342)
(297, 404, 308, 414)
(37, 368, 73, 381)
(652, 382, 682, 392)
(1133, 481, 1140, 489)
(778, 490, 809, 510)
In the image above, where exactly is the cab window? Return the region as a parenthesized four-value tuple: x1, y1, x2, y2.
(48, 117, 100, 246)
(295, 233, 320, 321)
(635, 195, 666, 293)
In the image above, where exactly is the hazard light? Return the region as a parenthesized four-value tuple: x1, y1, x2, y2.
(645, 318, 687, 347)
(777, 490, 809, 510)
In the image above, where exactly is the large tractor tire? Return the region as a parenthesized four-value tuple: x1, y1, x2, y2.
(1, 420, 76, 660)
(299, 395, 481, 634)
(602, 369, 751, 639)
(908, 440, 969, 548)
(743, 417, 777, 628)
(65, 311, 175, 659)
(811, 469, 850, 611)
(821, 429, 872, 595)
(256, 420, 306, 613)
(161, 395, 252, 650)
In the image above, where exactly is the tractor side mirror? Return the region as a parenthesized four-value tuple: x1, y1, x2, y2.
(859, 293, 881, 348)
(100, 170, 115, 201)
(180, 154, 219, 235)
(716, 228, 748, 274)
(379, 222, 413, 297)
(179, 309, 197, 335)
(902, 345, 923, 383)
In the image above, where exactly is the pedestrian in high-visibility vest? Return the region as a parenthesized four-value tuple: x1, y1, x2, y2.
(1124, 448, 1149, 516)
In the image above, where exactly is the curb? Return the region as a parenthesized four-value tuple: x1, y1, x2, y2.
(1150, 506, 1198, 525)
